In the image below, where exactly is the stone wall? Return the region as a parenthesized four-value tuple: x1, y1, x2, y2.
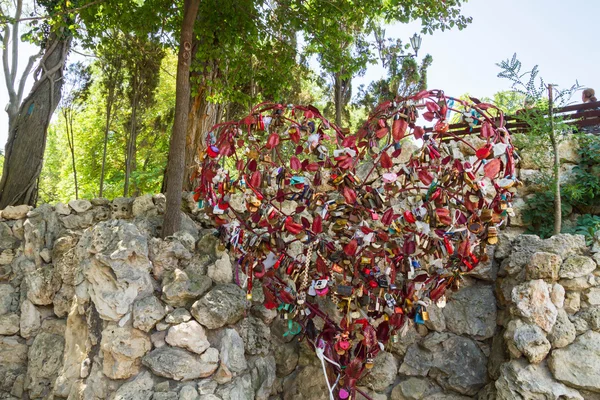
(489, 232, 600, 400)
(0, 194, 599, 400)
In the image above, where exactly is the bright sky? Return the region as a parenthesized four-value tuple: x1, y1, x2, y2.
(1, 0, 598, 147)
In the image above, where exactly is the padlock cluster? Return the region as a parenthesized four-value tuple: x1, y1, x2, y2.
(194, 90, 519, 399)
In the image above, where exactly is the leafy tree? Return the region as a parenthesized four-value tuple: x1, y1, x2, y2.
(0, 0, 75, 207)
(96, 31, 126, 197)
(356, 29, 432, 110)
(304, 0, 471, 127)
(497, 53, 580, 234)
(121, 33, 164, 197)
(59, 61, 92, 199)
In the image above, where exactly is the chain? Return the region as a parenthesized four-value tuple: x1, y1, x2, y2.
(296, 241, 314, 305)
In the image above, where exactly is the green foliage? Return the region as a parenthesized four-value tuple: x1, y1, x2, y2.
(564, 215, 600, 245)
(522, 176, 572, 238)
(521, 135, 600, 239)
(497, 54, 580, 106)
(39, 53, 176, 203)
(564, 135, 600, 206)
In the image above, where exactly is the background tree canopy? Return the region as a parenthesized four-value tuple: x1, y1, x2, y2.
(1, 0, 472, 232)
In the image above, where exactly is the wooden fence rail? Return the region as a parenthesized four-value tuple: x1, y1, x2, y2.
(426, 101, 600, 137)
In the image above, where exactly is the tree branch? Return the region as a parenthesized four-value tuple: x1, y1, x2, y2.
(10, 0, 22, 84)
(2, 24, 17, 103)
(16, 50, 41, 103)
(9, 0, 105, 23)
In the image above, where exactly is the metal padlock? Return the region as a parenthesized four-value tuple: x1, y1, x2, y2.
(314, 279, 328, 290)
(421, 306, 429, 321)
(335, 285, 353, 297)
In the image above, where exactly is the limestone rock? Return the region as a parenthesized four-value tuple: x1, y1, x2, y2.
(53, 235, 81, 286)
(549, 283, 565, 308)
(111, 197, 133, 219)
(153, 392, 178, 400)
(101, 325, 152, 380)
(526, 252, 562, 281)
(0, 284, 16, 315)
(560, 256, 597, 279)
(149, 237, 192, 280)
(0, 335, 28, 395)
(355, 387, 388, 400)
(133, 296, 166, 332)
(191, 284, 246, 329)
(359, 351, 398, 392)
(1, 205, 30, 220)
(585, 287, 600, 306)
(142, 346, 218, 381)
(495, 359, 582, 400)
(0, 313, 19, 335)
(20, 299, 41, 338)
(55, 202, 70, 215)
(0, 222, 19, 249)
(152, 193, 166, 213)
(390, 377, 441, 400)
(68, 200, 92, 213)
(179, 385, 199, 400)
(53, 305, 89, 398)
(198, 395, 221, 400)
(76, 220, 153, 321)
(560, 274, 596, 291)
(494, 229, 523, 260)
(424, 303, 446, 332)
(166, 321, 210, 355)
(390, 321, 421, 357)
(215, 373, 254, 400)
(548, 309, 576, 349)
(207, 253, 233, 284)
(443, 285, 496, 340)
(398, 332, 488, 395)
(488, 333, 509, 380)
(112, 370, 154, 400)
(26, 266, 60, 305)
(565, 291, 581, 314)
(220, 328, 248, 373)
(132, 195, 157, 217)
(539, 234, 587, 259)
(548, 331, 600, 392)
(61, 212, 94, 229)
(197, 379, 218, 395)
(501, 235, 543, 276)
(504, 319, 551, 363)
(25, 330, 65, 398)
(575, 305, 600, 330)
(165, 308, 192, 324)
(151, 330, 167, 348)
(249, 355, 276, 400)
(250, 304, 278, 325)
(162, 269, 212, 308)
(511, 279, 557, 332)
(237, 315, 271, 356)
(283, 365, 329, 400)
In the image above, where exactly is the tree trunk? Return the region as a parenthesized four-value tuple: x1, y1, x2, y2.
(548, 85, 561, 235)
(0, 31, 71, 207)
(99, 87, 114, 198)
(183, 93, 219, 191)
(63, 107, 78, 199)
(124, 90, 139, 197)
(334, 72, 343, 127)
(163, 0, 201, 237)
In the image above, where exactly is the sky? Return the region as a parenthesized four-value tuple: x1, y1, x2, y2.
(1, 0, 599, 147)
